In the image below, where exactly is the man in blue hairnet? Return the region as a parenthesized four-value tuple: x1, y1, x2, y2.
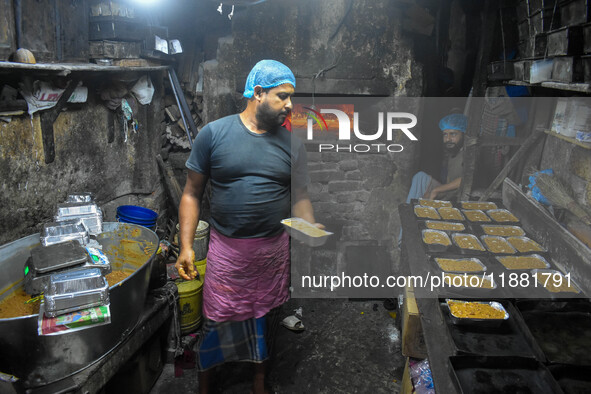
(405, 113, 467, 202)
(176, 60, 320, 394)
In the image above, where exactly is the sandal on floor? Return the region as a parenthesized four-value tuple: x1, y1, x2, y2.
(281, 315, 305, 331)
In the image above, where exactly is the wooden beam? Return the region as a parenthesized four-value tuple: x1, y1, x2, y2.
(478, 128, 546, 201)
(40, 78, 80, 164)
(458, 0, 498, 200)
(156, 154, 183, 215)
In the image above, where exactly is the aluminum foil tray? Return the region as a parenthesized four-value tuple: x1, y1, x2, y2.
(424, 220, 466, 232)
(55, 213, 103, 235)
(481, 235, 518, 254)
(481, 224, 525, 237)
(418, 198, 453, 208)
(281, 218, 333, 247)
(434, 257, 486, 273)
(30, 241, 89, 274)
(422, 229, 451, 253)
(460, 201, 498, 210)
(41, 220, 89, 246)
(56, 202, 100, 217)
(446, 299, 509, 327)
(44, 268, 109, 317)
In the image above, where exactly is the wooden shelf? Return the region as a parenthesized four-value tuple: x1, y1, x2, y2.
(507, 79, 591, 93)
(507, 79, 532, 86)
(0, 61, 169, 74)
(541, 82, 591, 94)
(545, 129, 591, 150)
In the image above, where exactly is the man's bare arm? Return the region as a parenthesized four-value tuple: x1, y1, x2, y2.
(175, 170, 208, 280)
(292, 187, 324, 229)
(427, 177, 462, 200)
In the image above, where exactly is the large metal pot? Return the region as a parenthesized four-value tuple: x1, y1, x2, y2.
(0, 223, 158, 388)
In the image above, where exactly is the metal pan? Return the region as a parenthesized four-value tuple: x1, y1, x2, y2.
(423, 220, 466, 232)
(461, 209, 492, 223)
(434, 257, 486, 273)
(481, 235, 518, 255)
(414, 205, 441, 220)
(445, 299, 509, 327)
(451, 233, 486, 254)
(507, 236, 546, 253)
(480, 224, 525, 237)
(486, 209, 520, 224)
(418, 198, 453, 208)
(421, 229, 452, 253)
(460, 201, 498, 210)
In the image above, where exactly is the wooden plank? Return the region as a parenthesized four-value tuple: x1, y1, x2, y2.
(399, 204, 460, 394)
(502, 178, 591, 296)
(540, 82, 591, 93)
(164, 107, 178, 123)
(512, 98, 551, 185)
(458, 107, 484, 201)
(478, 128, 546, 201)
(156, 154, 183, 215)
(545, 129, 591, 150)
(0, 61, 169, 72)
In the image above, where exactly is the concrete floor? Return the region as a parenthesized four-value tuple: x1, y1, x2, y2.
(150, 298, 405, 393)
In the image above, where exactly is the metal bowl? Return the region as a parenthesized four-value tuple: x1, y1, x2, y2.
(0, 223, 158, 388)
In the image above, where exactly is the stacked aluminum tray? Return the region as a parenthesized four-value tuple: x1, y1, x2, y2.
(24, 241, 90, 295)
(41, 219, 89, 246)
(55, 202, 103, 235)
(24, 241, 111, 295)
(44, 268, 109, 317)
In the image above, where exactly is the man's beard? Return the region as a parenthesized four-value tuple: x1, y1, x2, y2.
(444, 142, 462, 156)
(256, 102, 287, 130)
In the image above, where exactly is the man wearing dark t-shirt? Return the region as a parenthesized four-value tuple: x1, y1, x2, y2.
(175, 60, 321, 394)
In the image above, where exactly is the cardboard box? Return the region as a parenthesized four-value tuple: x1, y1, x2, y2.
(401, 285, 427, 358)
(401, 357, 413, 394)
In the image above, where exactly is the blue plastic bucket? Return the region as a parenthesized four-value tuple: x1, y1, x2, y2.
(116, 205, 158, 230)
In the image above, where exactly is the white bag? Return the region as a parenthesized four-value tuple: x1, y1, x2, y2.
(131, 76, 154, 105)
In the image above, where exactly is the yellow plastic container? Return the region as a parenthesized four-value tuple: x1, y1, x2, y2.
(175, 277, 204, 334)
(195, 258, 207, 279)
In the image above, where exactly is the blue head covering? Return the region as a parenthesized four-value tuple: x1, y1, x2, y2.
(243, 60, 296, 98)
(439, 113, 467, 133)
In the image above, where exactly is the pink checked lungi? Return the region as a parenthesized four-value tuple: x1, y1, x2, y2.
(202, 227, 290, 322)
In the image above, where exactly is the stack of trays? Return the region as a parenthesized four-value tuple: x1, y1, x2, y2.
(44, 268, 109, 317)
(24, 241, 90, 295)
(41, 219, 89, 247)
(24, 240, 111, 295)
(55, 202, 103, 235)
